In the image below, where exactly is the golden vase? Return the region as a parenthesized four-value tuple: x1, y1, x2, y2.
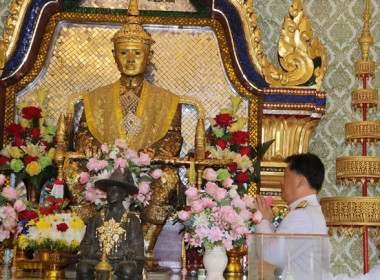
(225, 245, 247, 275)
(39, 249, 70, 279)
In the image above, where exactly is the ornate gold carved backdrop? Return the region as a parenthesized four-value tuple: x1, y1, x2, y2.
(15, 22, 248, 156)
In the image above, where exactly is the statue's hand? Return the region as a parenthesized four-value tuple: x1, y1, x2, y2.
(124, 250, 136, 261)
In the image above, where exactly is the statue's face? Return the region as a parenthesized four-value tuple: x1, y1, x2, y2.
(113, 42, 151, 76)
(106, 185, 126, 204)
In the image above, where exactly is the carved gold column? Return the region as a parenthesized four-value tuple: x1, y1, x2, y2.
(320, 0, 380, 273)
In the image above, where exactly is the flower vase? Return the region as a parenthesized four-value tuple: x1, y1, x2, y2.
(39, 249, 70, 279)
(203, 245, 228, 280)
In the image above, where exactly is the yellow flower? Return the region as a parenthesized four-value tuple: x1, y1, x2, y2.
(27, 220, 36, 226)
(71, 212, 77, 217)
(230, 95, 242, 116)
(16, 101, 31, 111)
(18, 234, 27, 250)
(52, 215, 58, 221)
(47, 148, 56, 159)
(37, 89, 49, 109)
(69, 218, 85, 231)
(19, 118, 31, 128)
(10, 147, 23, 159)
(36, 219, 51, 232)
(219, 108, 232, 115)
(20, 143, 45, 157)
(37, 237, 44, 244)
(71, 240, 80, 247)
(229, 117, 247, 132)
(26, 161, 42, 176)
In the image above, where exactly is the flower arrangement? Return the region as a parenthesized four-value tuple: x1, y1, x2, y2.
(176, 169, 261, 251)
(17, 197, 85, 252)
(0, 174, 26, 245)
(75, 139, 163, 210)
(0, 89, 57, 191)
(205, 96, 274, 194)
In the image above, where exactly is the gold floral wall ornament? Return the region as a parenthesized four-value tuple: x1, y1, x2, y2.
(230, 0, 326, 90)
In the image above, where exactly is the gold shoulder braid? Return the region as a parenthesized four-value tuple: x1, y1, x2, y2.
(296, 200, 308, 209)
(96, 208, 130, 255)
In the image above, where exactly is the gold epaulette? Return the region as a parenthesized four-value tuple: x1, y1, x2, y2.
(296, 200, 308, 209)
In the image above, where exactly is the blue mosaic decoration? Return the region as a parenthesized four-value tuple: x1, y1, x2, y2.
(3, 0, 49, 76)
(264, 93, 326, 108)
(214, 0, 267, 88)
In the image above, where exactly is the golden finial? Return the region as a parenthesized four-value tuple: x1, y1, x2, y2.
(112, 0, 154, 45)
(355, 0, 375, 77)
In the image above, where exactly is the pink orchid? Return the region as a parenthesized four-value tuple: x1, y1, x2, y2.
(79, 172, 90, 184)
(151, 169, 163, 179)
(222, 177, 234, 188)
(114, 157, 127, 171)
(1, 187, 17, 201)
(185, 186, 199, 199)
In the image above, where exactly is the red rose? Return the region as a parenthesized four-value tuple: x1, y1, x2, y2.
(215, 139, 228, 150)
(238, 146, 251, 156)
(236, 171, 250, 185)
(24, 155, 38, 166)
(39, 207, 53, 215)
(0, 156, 10, 165)
(46, 197, 55, 204)
(56, 223, 69, 232)
(22, 106, 42, 120)
(19, 209, 38, 220)
(5, 124, 24, 137)
(14, 136, 25, 147)
(64, 198, 71, 204)
(206, 134, 216, 144)
(30, 128, 41, 139)
(228, 162, 237, 173)
(214, 113, 234, 128)
(40, 140, 50, 151)
(230, 131, 249, 145)
(51, 205, 60, 212)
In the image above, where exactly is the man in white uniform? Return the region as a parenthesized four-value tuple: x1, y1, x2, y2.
(255, 153, 328, 279)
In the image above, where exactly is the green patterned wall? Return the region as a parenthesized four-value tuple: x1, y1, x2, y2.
(1, 0, 380, 277)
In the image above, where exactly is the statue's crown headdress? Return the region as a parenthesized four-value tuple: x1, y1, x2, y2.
(112, 0, 154, 45)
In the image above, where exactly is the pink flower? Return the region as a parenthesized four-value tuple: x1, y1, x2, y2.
(4, 206, 16, 219)
(0, 229, 10, 242)
(86, 189, 98, 202)
(79, 172, 90, 184)
(2, 217, 16, 230)
(115, 139, 127, 149)
(231, 197, 246, 209)
(125, 149, 138, 160)
(185, 187, 199, 199)
(191, 200, 205, 213)
(190, 235, 202, 247)
(208, 226, 223, 242)
(178, 210, 191, 221)
(184, 232, 191, 243)
(114, 158, 127, 171)
(265, 195, 274, 207)
(138, 181, 150, 194)
(13, 200, 26, 212)
(151, 169, 163, 179)
(1, 187, 17, 201)
(195, 227, 209, 240)
(0, 174, 5, 185)
(203, 168, 218, 181)
(213, 188, 227, 201)
(101, 144, 109, 154)
(228, 188, 238, 199)
(253, 210, 263, 222)
(138, 153, 151, 166)
(222, 234, 233, 251)
(239, 209, 252, 221)
(222, 177, 234, 188)
(243, 195, 255, 209)
(220, 206, 238, 224)
(205, 182, 218, 196)
(201, 197, 217, 209)
(87, 158, 109, 171)
(232, 224, 249, 236)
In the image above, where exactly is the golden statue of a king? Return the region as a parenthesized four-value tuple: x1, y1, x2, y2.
(65, 0, 184, 271)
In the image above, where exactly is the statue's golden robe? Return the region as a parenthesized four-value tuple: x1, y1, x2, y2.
(82, 79, 180, 150)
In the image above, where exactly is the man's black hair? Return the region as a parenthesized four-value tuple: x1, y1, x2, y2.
(285, 153, 325, 192)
